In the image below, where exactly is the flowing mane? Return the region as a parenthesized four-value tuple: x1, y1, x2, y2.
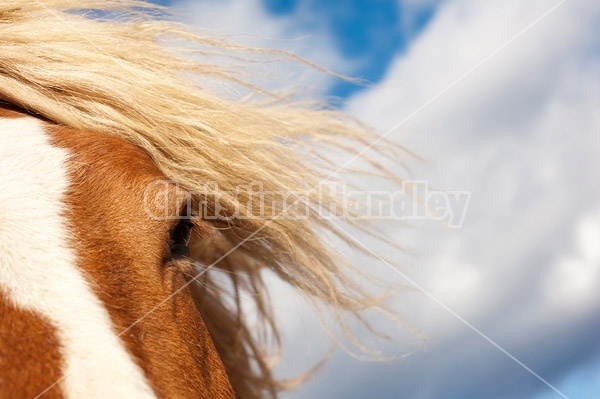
(0, 1, 405, 397)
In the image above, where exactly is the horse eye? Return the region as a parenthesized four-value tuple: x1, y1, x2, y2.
(169, 220, 194, 259)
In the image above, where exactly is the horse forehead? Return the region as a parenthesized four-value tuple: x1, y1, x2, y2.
(0, 109, 178, 245)
(0, 114, 159, 398)
(49, 124, 182, 225)
(51, 125, 166, 190)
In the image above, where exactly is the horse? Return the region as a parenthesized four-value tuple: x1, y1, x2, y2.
(0, 1, 404, 398)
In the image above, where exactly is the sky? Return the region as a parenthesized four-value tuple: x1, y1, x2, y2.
(151, 1, 600, 398)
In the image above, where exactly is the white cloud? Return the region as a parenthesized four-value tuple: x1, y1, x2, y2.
(544, 210, 600, 312)
(348, 0, 600, 317)
(295, 0, 600, 397)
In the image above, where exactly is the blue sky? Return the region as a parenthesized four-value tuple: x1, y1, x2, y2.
(153, 0, 435, 98)
(259, 0, 434, 97)
(149, 1, 600, 398)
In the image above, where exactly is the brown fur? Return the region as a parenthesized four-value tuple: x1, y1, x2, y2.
(50, 123, 234, 399)
(0, 292, 64, 399)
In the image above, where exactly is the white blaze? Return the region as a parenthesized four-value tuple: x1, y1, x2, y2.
(0, 117, 157, 398)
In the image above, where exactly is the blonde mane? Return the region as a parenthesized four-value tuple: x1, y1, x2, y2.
(0, 1, 407, 397)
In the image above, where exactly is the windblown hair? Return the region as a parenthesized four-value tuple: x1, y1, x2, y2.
(0, 1, 408, 398)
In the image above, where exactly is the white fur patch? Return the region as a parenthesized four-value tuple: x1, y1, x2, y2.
(0, 117, 157, 398)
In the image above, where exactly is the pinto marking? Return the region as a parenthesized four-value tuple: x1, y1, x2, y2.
(0, 116, 157, 398)
(0, 110, 235, 399)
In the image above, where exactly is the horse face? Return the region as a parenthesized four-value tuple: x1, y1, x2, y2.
(0, 107, 234, 399)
